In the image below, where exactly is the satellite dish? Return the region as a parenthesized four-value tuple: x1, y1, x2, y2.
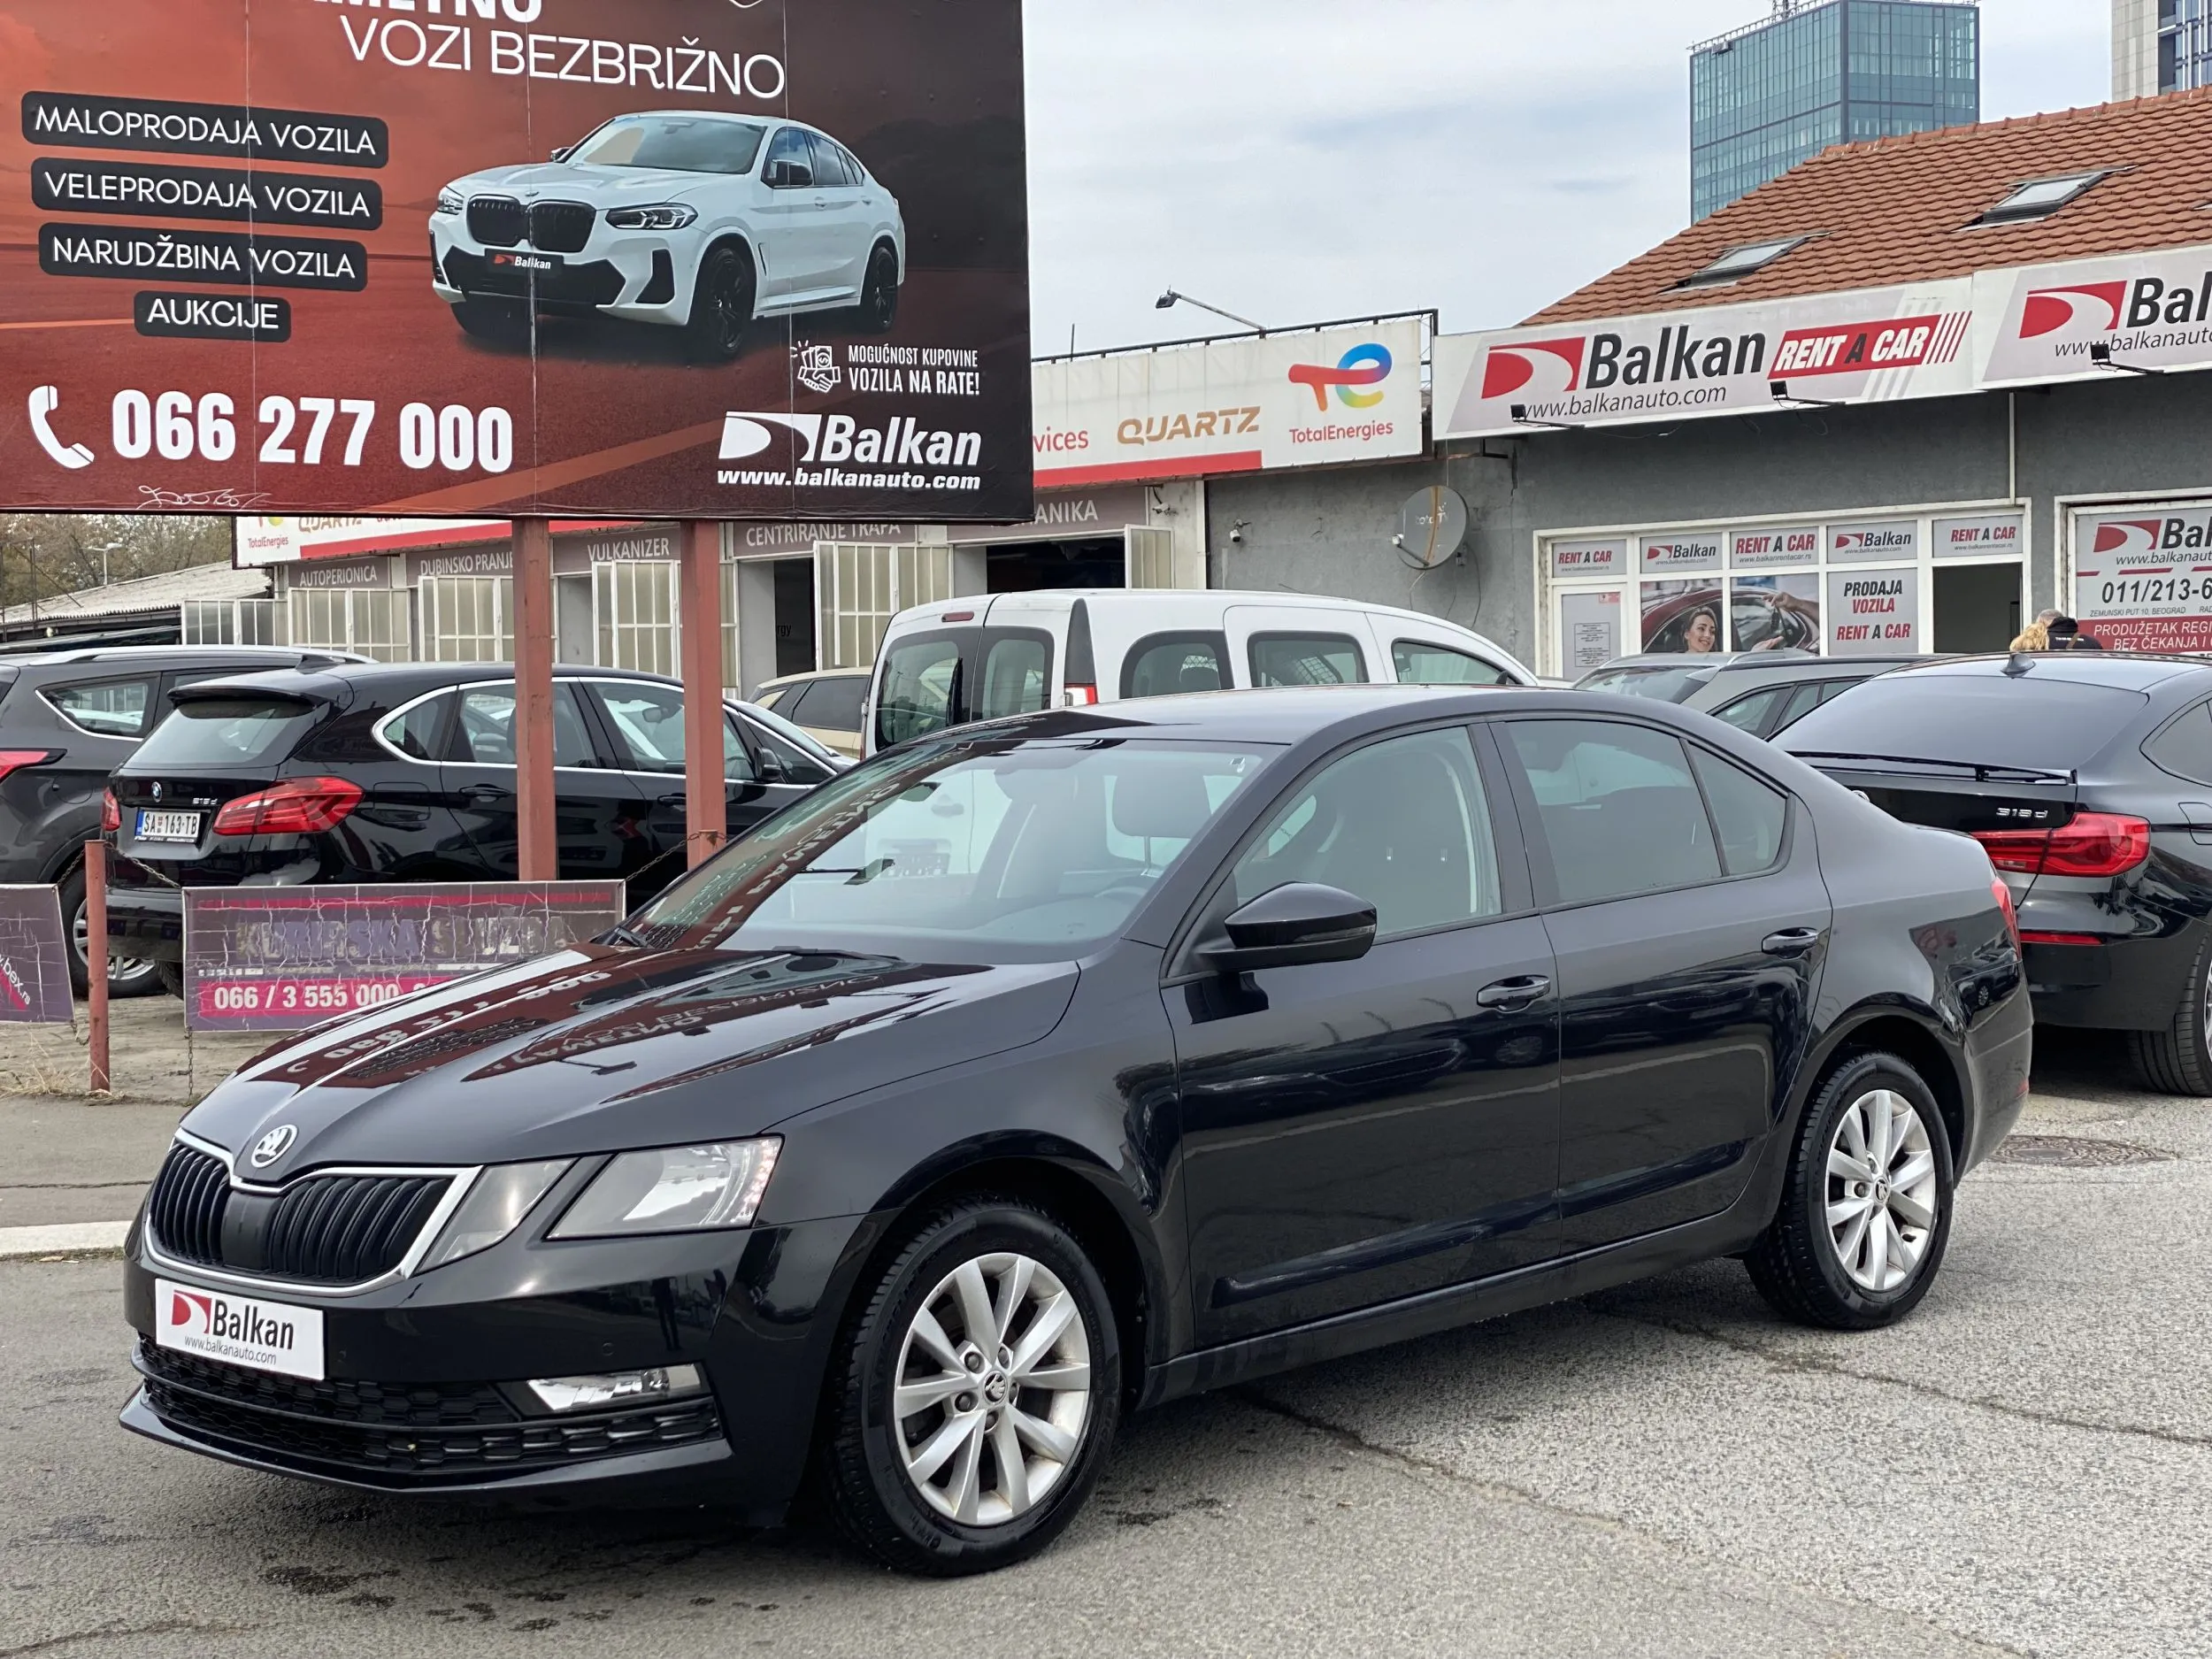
(1394, 486, 1468, 569)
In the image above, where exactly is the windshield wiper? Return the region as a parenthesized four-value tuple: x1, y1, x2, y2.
(599, 923, 649, 949)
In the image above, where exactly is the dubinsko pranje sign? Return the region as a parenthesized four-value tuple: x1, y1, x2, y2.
(1436, 280, 1976, 440)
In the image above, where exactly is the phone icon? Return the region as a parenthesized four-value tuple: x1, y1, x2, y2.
(27, 386, 95, 471)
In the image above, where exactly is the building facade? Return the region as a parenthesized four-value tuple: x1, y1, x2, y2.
(2114, 0, 2212, 99)
(1692, 0, 1979, 219)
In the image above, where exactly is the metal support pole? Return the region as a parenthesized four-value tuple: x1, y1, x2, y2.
(680, 520, 726, 869)
(85, 840, 110, 1094)
(512, 518, 557, 882)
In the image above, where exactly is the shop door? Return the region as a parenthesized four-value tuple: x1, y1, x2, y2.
(1932, 565, 2024, 653)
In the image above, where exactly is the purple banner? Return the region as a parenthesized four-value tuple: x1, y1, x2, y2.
(0, 885, 73, 1024)
(182, 881, 626, 1033)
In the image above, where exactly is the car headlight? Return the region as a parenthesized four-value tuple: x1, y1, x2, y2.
(549, 1140, 780, 1239)
(436, 186, 466, 217)
(604, 204, 697, 231)
(419, 1159, 573, 1271)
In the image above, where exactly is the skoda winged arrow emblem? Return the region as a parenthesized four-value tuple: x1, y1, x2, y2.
(249, 1124, 297, 1168)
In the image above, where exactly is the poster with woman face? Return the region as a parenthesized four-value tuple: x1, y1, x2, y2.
(1730, 574, 1822, 652)
(1640, 581, 1725, 654)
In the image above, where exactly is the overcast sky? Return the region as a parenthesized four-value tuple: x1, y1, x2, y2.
(1023, 0, 2110, 353)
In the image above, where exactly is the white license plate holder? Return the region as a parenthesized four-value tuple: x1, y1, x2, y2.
(154, 1277, 325, 1380)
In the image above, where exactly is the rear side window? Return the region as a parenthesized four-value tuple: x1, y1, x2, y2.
(754, 685, 793, 713)
(878, 637, 964, 749)
(2146, 701, 2212, 785)
(979, 635, 1052, 721)
(44, 678, 155, 738)
(1250, 633, 1367, 687)
(134, 698, 318, 768)
(1575, 664, 1709, 703)
(1393, 640, 1509, 686)
(380, 693, 456, 761)
(799, 675, 867, 734)
(1690, 748, 1788, 874)
(1781, 673, 2147, 772)
(1505, 719, 1722, 905)
(1709, 685, 1793, 735)
(1123, 633, 1228, 699)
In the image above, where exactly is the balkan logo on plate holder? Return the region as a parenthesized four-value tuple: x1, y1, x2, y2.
(155, 1277, 326, 1379)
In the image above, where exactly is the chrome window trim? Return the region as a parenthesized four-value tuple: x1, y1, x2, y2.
(143, 1127, 483, 1300)
(369, 676, 649, 775)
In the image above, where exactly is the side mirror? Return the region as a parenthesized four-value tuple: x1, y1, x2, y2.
(549, 145, 572, 162)
(765, 159, 810, 188)
(755, 750, 787, 785)
(1198, 883, 1376, 975)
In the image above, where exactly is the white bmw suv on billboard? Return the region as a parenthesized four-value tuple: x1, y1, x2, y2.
(429, 111, 906, 361)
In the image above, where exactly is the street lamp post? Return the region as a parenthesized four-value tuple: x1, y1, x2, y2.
(1155, 289, 1268, 335)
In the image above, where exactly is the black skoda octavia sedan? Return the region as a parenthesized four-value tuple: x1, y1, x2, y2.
(121, 687, 2030, 1574)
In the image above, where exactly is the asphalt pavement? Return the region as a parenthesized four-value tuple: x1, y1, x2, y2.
(1, 1030, 2206, 1658)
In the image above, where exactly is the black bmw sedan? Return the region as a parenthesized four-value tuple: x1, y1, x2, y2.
(1781, 652, 2212, 1094)
(121, 687, 2029, 1574)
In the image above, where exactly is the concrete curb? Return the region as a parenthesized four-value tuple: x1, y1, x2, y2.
(0, 1220, 130, 1261)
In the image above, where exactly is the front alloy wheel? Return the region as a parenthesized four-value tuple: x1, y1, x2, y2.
(823, 1197, 1119, 1575)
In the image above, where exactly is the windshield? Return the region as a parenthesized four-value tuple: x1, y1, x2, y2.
(1574, 664, 1714, 703)
(1781, 672, 2148, 772)
(132, 697, 319, 769)
(567, 116, 767, 175)
(631, 736, 1272, 958)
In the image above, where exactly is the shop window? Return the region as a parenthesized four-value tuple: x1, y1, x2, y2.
(816, 543, 951, 671)
(180, 599, 279, 647)
(421, 575, 514, 664)
(595, 561, 679, 677)
(288, 588, 410, 663)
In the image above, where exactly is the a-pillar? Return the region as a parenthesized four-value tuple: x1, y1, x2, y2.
(511, 518, 557, 881)
(680, 520, 726, 868)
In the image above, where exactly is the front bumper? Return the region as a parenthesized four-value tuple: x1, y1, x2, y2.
(121, 1209, 879, 1516)
(430, 214, 695, 325)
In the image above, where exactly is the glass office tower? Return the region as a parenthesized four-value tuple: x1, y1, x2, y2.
(2114, 0, 2212, 99)
(1691, 2, 1979, 220)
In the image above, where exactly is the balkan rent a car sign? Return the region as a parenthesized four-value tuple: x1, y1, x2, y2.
(0, 0, 1032, 522)
(2071, 503, 2212, 654)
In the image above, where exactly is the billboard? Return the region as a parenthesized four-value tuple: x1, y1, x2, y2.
(0, 0, 1031, 522)
(1435, 280, 1976, 440)
(1980, 242, 2212, 387)
(182, 880, 625, 1032)
(0, 886, 72, 1025)
(1031, 320, 1426, 488)
(2071, 506, 2212, 653)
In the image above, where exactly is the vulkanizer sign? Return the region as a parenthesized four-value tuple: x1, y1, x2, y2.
(0, 0, 1031, 521)
(1435, 281, 1975, 439)
(1029, 320, 1426, 488)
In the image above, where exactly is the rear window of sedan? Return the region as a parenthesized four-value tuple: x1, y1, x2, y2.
(1780, 673, 2148, 772)
(132, 697, 319, 768)
(1574, 664, 1714, 703)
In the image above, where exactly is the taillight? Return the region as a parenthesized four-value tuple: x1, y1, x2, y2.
(102, 787, 120, 833)
(2020, 931, 2103, 948)
(0, 749, 58, 783)
(1991, 877, 2019, 950)
(1971, 812, 2151, 879)
(1063, 683, 1099, 708)
(211, 776, 364, 836)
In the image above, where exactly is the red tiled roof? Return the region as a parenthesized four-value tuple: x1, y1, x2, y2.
(1529, 90, 2212, 325)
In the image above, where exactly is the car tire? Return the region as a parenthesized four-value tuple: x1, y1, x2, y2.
(857, 244, 900, 334)
(822, 1195, 1120, 1576)
(451, 296, 531, 349)
(154, 962, 185, 999)
(2125, 928, 2212, 1095)
(1745, 1050, 1955, 1331)
(58, 868, 163, 1000)
(685, 245, 756, 363)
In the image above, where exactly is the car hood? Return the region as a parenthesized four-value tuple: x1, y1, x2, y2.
(181, 946, 1078, 1174)
(449, 161, 726, 202)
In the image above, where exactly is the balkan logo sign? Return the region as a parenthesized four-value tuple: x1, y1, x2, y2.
(1435, 280, 1975, 440)
(1983, 243, 2212, 386)
(0, 0, 1032, 522)
(1030, 319, 1425, 488)
(2072, 506, 2212, 653)
(0, 886, 72, 1025)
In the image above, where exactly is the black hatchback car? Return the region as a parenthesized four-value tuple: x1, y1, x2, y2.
(104, 662, 843, 986)
(0, 644, 361, 994)
(1783, 651, 2212, 1094)
(120, 687, 2028, 1574)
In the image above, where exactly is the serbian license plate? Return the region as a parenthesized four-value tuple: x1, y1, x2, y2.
(491, 250, 563, 277)
(135, 810, 202, 843)
(154, 1277, 325, 1380)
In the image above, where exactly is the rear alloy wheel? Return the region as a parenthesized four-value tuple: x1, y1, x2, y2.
(856, 244, 900, 334)
(1746, 1051, 1955, 1330)
(823, 1197, 1119, 1575)
(58, 869, 161, 999)
(685, 245, 756, 363)
(2126, 928, 2212, 1096)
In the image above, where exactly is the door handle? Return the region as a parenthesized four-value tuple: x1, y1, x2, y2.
(462, 783, 513, 802)
(1762, 927, 1824, 956)
(1477, 974, 1551, 1010)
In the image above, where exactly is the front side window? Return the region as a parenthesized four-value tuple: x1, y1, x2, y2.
(453, 685, 595, 769)
(1250, 633, 1367, 688)
(1506, 719, 1722, 905)
(632, 738, 1271, 956)
(44, 678, 154, 738)
(1124, 633, 1227, 699)
(595, 682, 751, 780)
(763, 126, 814, 188)
(1229, 726, 1502, 939)
(1393, 641, 1510, 687)
(877, 637, 964, 749)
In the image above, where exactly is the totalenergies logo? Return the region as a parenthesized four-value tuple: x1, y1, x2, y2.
(1289, 342, 1393, 411)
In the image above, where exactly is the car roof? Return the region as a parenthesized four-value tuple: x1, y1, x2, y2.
(1875, 651, 2212, 694)
(165, 660, 685, 706)
(899, 588, 1514, 640)
(1588, 650, 1820, 672)
(0, 645, 347, 672)
(760, 668, 869, 687)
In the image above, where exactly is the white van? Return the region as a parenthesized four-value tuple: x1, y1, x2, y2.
(864, 588, 1535, 754)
